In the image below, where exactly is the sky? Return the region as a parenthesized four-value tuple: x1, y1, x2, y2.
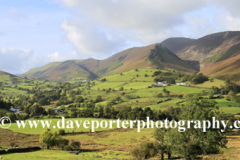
(1, 0, 240, 74)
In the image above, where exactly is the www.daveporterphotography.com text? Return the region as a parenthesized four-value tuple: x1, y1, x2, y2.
(7, 117, 239, 133)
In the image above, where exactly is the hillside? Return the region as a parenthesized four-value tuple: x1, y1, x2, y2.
(161, 37, 195, 53)
(0, 70, 14, 76)
(21, 61, 97, 81)
(21, 43, 196, 81)
(161, 31, 240, 69)
(202, 54, 240, 84)
(161, 31, 240, 83)
(0, 70, 8, 75)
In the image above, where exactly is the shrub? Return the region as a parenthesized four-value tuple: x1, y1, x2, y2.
(39, 129, 59, 149)
(58, 129, 65, 135)
(119, 87, 124, 91)
(121, 92, 125, 96)
(69, 140, 80, 150)
(10, 142, 15, 148)
(57, 139, 69, 150)
(64, 145, 73, 151)
(130, 142, 157, 159)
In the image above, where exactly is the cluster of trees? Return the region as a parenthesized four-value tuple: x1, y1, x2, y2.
(101, 78, 107, 82)
(9, 83, 87, 116)
(211, 80, 240, 102)
(131, 96, 231, 160)
(0, 100, 12, 110)
(166, 78, 175, 84)
(181, 73, 209, 84)
(39, 129, 80, 151)
(66, 102, 180, 121)
(0, 100, 29, 121)
(152, 70, 162, 77)
(156, 87, 170, 98)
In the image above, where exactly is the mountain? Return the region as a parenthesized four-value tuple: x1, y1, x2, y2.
(161, 37, 195, 53)
(0, 70, 15, 76)
(21, 43, 196, 81)
(0, 70, 9, 75)
(162, 31, 240, 83)
(162, 31, 240, 70)
(21, 61, 98, 81)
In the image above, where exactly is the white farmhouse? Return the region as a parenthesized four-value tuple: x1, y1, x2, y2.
(155, 82, 167, 87)
(53, 108, 64, 114)
(176, 82, 187, 86)
(9, 107, 20, 112)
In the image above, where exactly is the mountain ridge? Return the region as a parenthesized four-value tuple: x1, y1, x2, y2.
(21, 43, 196, 81)
(161, 30, 240, 83)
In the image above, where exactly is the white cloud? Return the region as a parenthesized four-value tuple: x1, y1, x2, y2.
(0, 48, 33, 74)
(213, 0, 240, 17)
(58, 0, 209, 56)
(58, 0, 240, 56)
(46, 51, 80, 62)
(61, 18, 129, 56)
(0, 48, 84, 74)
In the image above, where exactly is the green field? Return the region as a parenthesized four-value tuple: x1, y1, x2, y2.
(191, 78, 225, 88)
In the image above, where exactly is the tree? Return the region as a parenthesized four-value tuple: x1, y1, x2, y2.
(10, 142, 15, 148)
(165, 96, 228, 160)
(153, 128, 169, 160)
(58, 129, 66, 135)
(152, 71, 162, 77)
(208, 91, 214, 99)
(119, 87, 124, 91)
(38, 97, 50, 106)
(225, 79, 230, 85)
(57, 138, 69, 150)
(135, 68, 138, 72)
(69, 140, 80, 150)
(39, 129, 59, 149)
(130, 142, 157, 159)
(101, 78, 107, 82)
(167, 79, 175, 84)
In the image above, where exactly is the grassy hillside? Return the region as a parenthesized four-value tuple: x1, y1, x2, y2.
(202, 54, 240, 84)
(21, 62, 62, 77)
(21, 61, 98, 82)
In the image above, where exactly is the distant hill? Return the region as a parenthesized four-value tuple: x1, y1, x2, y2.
(161, 31, 240, 83)
(0, 70, 15, 76)
(21, 61, 98, 81)
(21, 43, 196, 81)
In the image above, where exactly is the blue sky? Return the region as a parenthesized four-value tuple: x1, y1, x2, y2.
(0, 0, 240, 74)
